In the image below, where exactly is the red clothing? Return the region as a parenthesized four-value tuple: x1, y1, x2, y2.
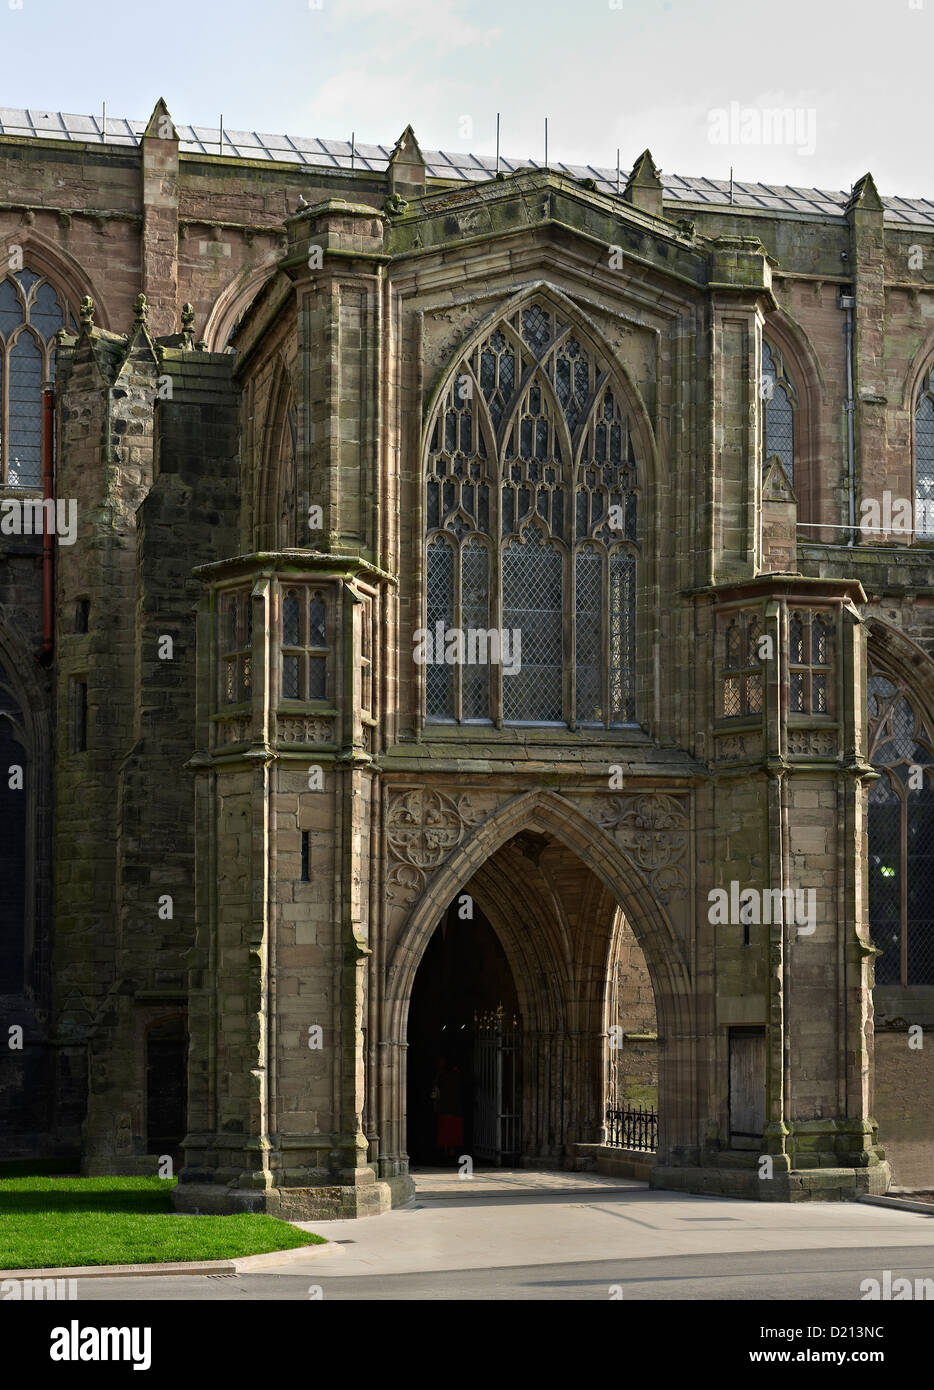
(436, 1113, 464, 1147)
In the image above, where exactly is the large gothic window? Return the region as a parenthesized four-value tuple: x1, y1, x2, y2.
(0, 269, 75, 488)
(867, 673, 934, 985)
(761, 340, 796, 482)
(424, 301, 639, 727)
(914, 367, 934, 539)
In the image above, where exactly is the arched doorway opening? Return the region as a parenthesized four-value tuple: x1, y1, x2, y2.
(406, 897, 520, 1167)
(389, 802, 683, 1178)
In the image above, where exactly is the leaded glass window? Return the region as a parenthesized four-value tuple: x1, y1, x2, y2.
(761, 341, 796, 483)
(279, 585, 329, 703)
(720, 611, 764, 719)
(915, 370, 934, 538)
(788, 610, 832, 715)
(424, 300, 639, 727)
(0, 269, 75, 488)
(220, 589, 252, 705)
(360, 595, 373, 715)
(868, 673, 934, 985)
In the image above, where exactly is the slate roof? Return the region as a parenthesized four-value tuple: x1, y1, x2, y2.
(3, 106, 934, 227)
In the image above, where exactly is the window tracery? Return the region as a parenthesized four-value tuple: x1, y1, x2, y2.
(868, 672, 934, 985)
(0, 269, 75, 488)
(425, 300, 639, 727)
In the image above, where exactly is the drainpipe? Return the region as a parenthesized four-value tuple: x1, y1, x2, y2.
(840, 291, 857, 545)
(38, 386, 55, 665)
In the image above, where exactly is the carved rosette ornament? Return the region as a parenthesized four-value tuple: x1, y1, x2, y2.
(787, 729, 836, 757)
(277, 716, 334, 745)
(385, 789, 486, 906)
(592, 792, 690, 904)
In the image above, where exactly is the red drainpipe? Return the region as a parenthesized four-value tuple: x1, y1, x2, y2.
(38, 386, 55, 665)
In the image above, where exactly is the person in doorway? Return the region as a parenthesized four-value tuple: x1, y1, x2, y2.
(432, 1056, 464, 1163)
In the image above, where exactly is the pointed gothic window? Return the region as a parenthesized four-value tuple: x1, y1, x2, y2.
(424, 301, 639, 727)
(761, 341, 796, 483)
(0, 269, 75, 488)
(868, 673, 934, 985)
(915, 369, 934, 538)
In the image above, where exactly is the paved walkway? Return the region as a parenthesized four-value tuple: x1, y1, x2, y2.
(67, 1169, 934, 1300)
(280, 1169, 934, 1280)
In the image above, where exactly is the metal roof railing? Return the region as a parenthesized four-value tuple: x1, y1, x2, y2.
(3, 107, 934, 227)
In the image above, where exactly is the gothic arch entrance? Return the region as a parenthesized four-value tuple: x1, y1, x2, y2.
(383, 791, 692, 1179)
(406, 898, 520, 1166)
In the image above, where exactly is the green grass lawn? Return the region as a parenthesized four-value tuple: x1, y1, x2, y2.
(0, 1176, 325, 1270)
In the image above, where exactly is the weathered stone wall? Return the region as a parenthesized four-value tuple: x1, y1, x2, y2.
(609, 913, 658, 1107)
(873, 1028, 934, 1187)
(52, 324, 239, 1170)
(3, 109, 933, 1195)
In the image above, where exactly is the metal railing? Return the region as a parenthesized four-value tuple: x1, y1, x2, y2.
(605, 1105, 657, 1152)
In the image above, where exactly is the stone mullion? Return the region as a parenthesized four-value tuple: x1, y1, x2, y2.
(453, 544, 463, 724)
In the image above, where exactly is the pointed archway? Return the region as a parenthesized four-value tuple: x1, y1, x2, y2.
(378, 789, 694, 1179)
(406, 897, 520, 1166)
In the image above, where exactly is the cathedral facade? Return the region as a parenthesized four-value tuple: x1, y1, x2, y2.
(1, 101, 932, 1217)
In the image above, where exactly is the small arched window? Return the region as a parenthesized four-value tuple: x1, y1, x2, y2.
(0, 269, 75, 488)
(868, 672, 934, 985)
(424, 300, 639, 728)
(914, 368, 934, 538)
(761, 340, 796, 483)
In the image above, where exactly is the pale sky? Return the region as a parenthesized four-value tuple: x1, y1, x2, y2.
(1, 0, 929, 199)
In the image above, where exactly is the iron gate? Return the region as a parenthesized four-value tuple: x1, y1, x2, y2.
(472, 1006, 520, 1164)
